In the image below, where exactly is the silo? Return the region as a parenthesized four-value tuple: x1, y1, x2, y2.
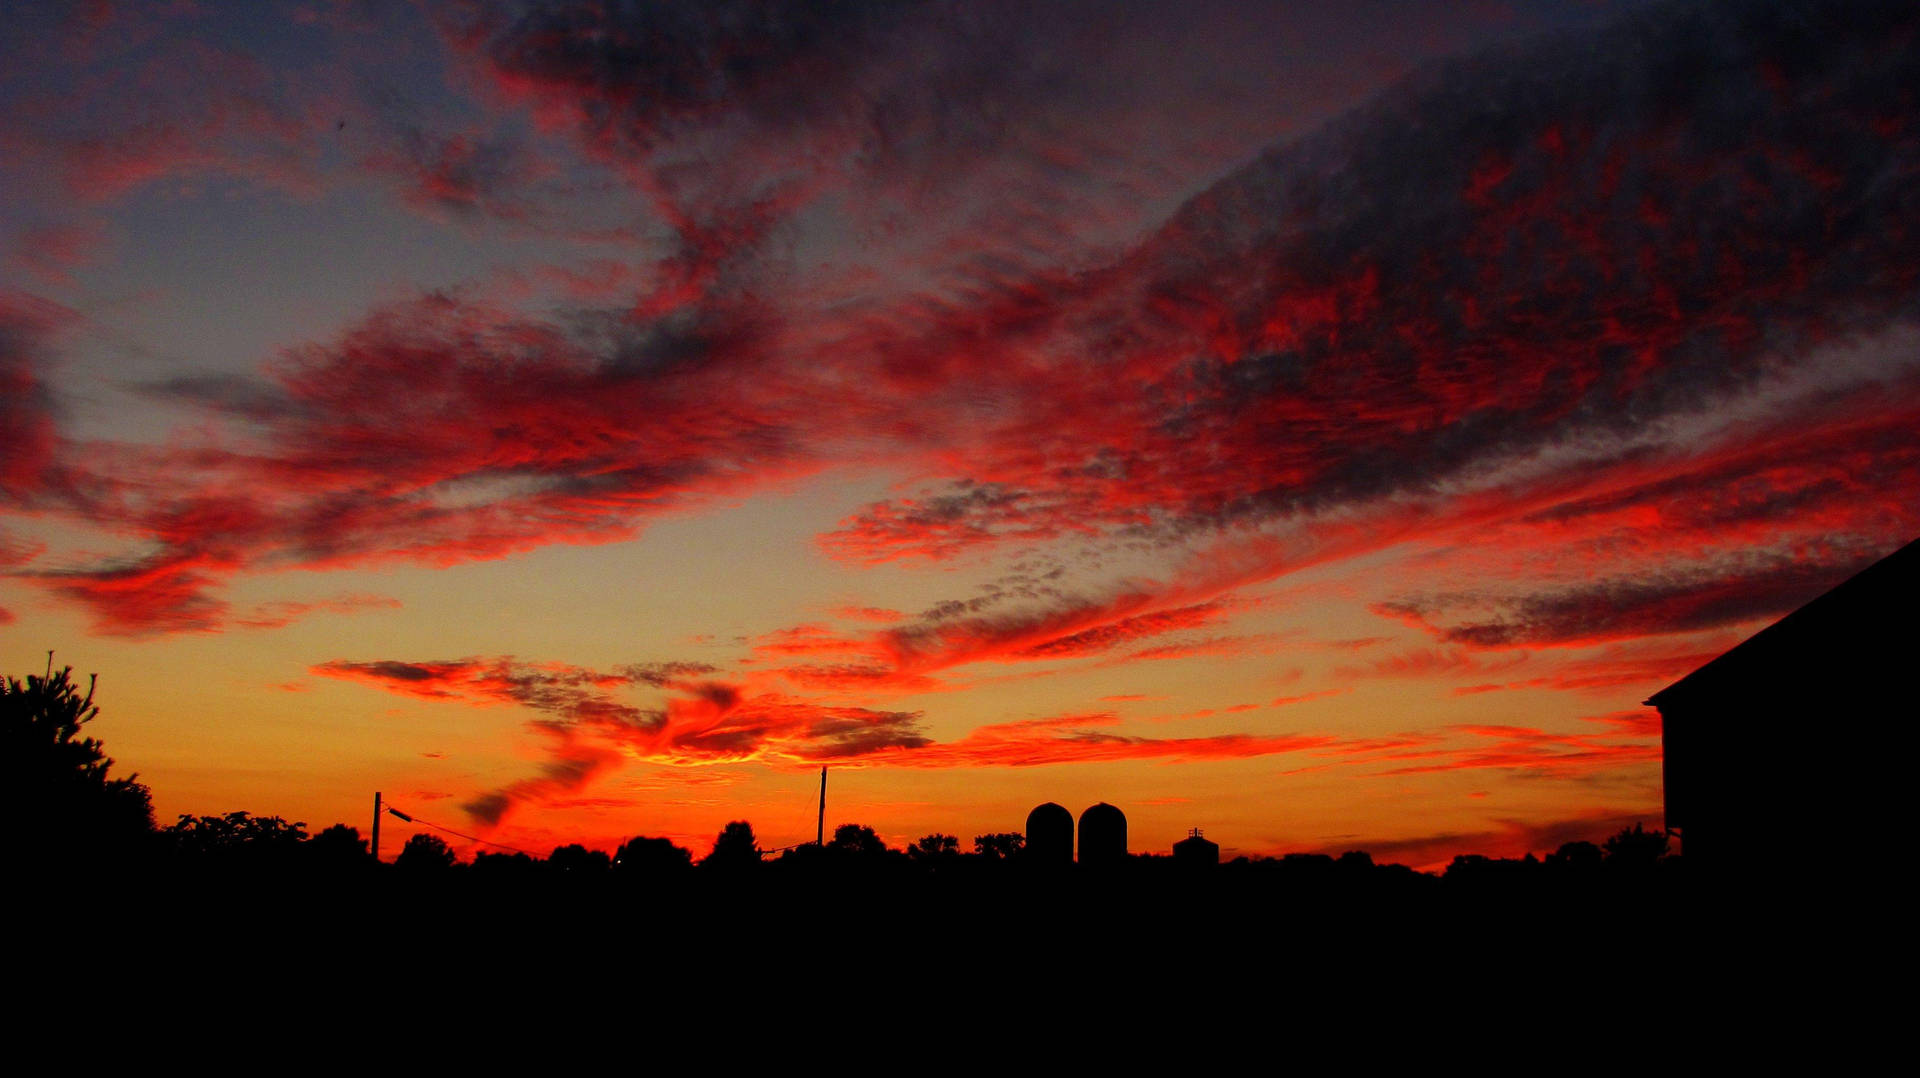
(1078, 802, 1127, 867)
(1025, 802, 1074, 865)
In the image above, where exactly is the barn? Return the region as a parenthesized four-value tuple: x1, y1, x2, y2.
(1645, 537, 1915, 867)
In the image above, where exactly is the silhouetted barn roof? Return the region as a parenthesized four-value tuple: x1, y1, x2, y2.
(1645, 535, 1916, 864)
(1645, 535, 1918, 711)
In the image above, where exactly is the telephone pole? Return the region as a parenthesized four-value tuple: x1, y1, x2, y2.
(371, 791, 382, 862)
(816, 767, 827, 846)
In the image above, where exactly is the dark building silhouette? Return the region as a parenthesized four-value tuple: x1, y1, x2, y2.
(1077, 802, 1127, 867)
(1026, 802, 1074, 865)
(1173, 828, 1219, 867)
(1645, 536, 1916, 868)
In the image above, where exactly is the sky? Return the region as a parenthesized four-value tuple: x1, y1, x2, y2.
(3, 0, 1916, 869)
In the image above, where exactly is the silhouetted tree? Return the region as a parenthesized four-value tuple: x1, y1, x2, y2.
(613, 835, 693, 876)
(704, 820, 761, 869)
(3, 665, 153, 863)
(548, 843, 611, 874)
(1443, 853, 1541, 884)
(973, 832, 1024, 861)
(471, 850, 538, 878)
(395, 832, 456, 872)
(830, 823, 887, 858)
(308, 823, 369, 869)
(165, 811, 307, 868)
(1546, 840, 1603, 871)
(1602, 824, 1669, 869)
(908, 833, 960, 863)
(775, 841, 828, 871)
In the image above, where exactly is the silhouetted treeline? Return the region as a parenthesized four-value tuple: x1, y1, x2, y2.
(20, 660, 1739, 1012)
(42, 804, 1689, 906)
(13, 663, 1690, 910)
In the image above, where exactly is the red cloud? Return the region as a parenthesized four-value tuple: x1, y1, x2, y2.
(0, 294, 67, 501)
(822, 483, 1106, 565)
(1270, 688, 1351, 708)
(11, 25, 326, 201)
(1351, 724, 1661, 779)
(366, 129, 549, 219)
(860, 577, 1298, 683)
(1456, 634, 1736, 697)
(231, 594, 402, 631)
(1013, 600, 1233, 660)
(1123, 634, 1286, 664)
(1340, 647, 1529, 681)
(320, 649, 1352, 815)
(7, 222, 105, 286)
(312, 656, 712, 718)
(16, 0, 1920, 719)
(463, 724, 622, 827)
(850, 711, 1337, 770)
(38, 552, 234, 637)
(316, 654, 926, 820)
(832, 605, 904, 624)
(1580, 709, 1663, 738)
(751, 623, 870, 658)
(1375, 398, 1920, 650)
(1281, 720, 1660, 782)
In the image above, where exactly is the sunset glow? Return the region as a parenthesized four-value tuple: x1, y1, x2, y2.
(4, 0, 1915, 869)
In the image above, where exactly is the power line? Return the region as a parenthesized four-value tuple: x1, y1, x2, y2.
(382, 801, 535, 857)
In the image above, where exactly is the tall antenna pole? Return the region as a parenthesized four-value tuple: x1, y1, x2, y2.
(371, 791, 382, 863)
(816, 767, 827, 846)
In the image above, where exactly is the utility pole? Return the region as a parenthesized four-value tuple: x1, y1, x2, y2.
(371, 791, 382, 863)
(816, 767, 827, 846)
